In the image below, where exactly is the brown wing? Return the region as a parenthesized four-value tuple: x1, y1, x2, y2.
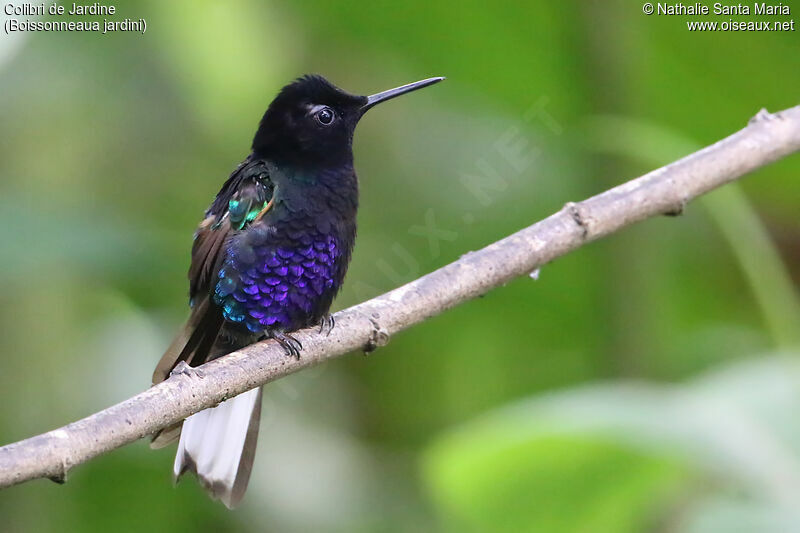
(150, 213, 234, 448)
(151, 158, 273, 449)
(152, 215, 232, 385)
(152, 166, 274, 386)
(188, 215, 231, 303)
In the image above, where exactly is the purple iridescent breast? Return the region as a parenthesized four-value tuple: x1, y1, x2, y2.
(214, 233, 339, 333)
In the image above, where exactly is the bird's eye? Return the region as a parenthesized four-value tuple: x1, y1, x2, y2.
(315, 107, 335, 126)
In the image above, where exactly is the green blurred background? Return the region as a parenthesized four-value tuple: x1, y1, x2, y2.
(1, 1, 798, 532)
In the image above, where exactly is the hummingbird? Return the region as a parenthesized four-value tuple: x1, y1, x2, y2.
(150, 74, 444, 508)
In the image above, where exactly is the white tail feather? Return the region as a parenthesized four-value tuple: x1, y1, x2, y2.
(174, 387, 261, 508)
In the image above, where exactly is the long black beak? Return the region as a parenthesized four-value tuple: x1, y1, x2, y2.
(362, 77, 445, 112)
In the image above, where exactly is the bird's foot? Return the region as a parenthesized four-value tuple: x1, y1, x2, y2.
(170, 360, 204, 379)
(318, 314, 335, 336)
(272, 331, 303, 359)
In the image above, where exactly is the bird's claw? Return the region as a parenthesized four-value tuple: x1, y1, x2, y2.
(318, 314, 335, 336)
(170, 360, 204, 379)
(273, 331, 303, 359)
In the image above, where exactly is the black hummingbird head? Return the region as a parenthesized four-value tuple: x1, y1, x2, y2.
(252, 74, 444, 166)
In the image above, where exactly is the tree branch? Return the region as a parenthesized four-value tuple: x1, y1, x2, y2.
(2, 105, 800, 490)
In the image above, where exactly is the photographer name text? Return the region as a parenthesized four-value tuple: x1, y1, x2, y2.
(656, 2, 790, 15)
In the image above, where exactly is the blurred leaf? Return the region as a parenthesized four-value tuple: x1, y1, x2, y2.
(584, 115, 800, 348)
(424, 425, 689, 533)
(423, 355, 800, 532)
(702, 187, 800, 348)
(681, 496, 800, 533)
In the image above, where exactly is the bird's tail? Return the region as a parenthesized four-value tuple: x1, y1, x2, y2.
(173, 386, 263, 509)
(150, 295, 262, 508)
